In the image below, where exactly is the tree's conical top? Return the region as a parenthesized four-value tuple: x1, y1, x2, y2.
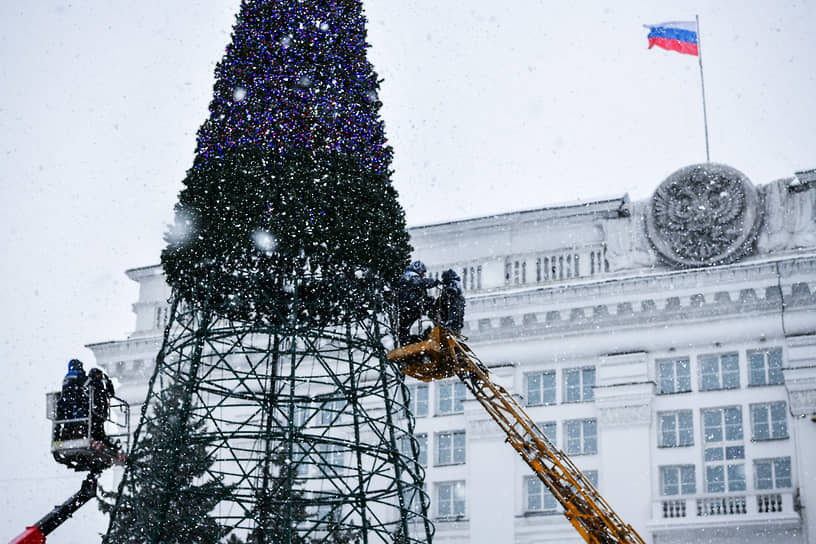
(162, 0, 411, 324)
(197, 0, 392, 175)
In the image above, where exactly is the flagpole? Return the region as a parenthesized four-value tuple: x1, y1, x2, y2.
(696, 14, 711, 162)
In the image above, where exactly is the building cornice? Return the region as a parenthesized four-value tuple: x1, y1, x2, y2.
(125, 264, 162, 282)
(464, 254, 816, 344)
(408, 196, 628, 235)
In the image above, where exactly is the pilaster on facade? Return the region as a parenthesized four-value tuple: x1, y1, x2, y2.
(784, 333, 816, 416)
(595, 352, 653, 428)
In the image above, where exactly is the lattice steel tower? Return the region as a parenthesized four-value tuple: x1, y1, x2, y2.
(106, 1, 432, 542)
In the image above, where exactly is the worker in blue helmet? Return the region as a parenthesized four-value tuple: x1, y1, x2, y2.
(57, 359, 89, 439)
(397, 261, 439, 345)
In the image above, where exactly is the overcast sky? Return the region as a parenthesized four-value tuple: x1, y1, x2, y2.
(1, 1, 814, 541)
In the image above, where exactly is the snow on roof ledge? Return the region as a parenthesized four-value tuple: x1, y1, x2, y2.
(125, 264, 163, 281)
(408, 194, 629, 231)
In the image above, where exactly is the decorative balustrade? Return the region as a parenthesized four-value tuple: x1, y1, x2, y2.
(697, 495, 747, 516)
(652, 492, 796, 522)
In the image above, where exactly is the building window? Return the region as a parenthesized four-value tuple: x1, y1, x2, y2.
(538, 421, 556, 446)
(437, 382, 466, 415)
(526, 371, 556, 406)
(416, 433, 428, 466)
(436, 431, 466, 466)
(702, 406, 745, 493)
(751, 402, 788, 441)
(401, 433, 427, 467)
(658, 411, 694, 447)
(755, 458, 792, 490)
(293, 403, 313, 428)
(583, 470, 599, 489)
(319, 399, 346, 426)
(408, 384, 429, 418)
(564, 367, 595, 403)
(699, 352, 740, 391)
(316, 496, 342, 522)
(565, 419, 597, 455)
(660, 465, 696, 496)
(437, 481, 466, 518)
(318, 443, 345, 470)
(657, 357, 691, 394)
(505, 261, 512, 284)
(525, 476, 558, 513)
(476, 265, 482, 289)
(748, 348, 784, 386)
(155, 305, 169, 329)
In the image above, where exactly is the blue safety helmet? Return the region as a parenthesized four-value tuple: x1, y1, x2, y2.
(441, 269, 460, 284)
(408, 260, 427, 275)
(68, 359, 84, 372)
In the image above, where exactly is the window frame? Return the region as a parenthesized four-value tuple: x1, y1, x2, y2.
(750, 401, 789, 441)
(319, 398, 346, 426)
(537, 421, 557, 447)
(400, 433, 428, 467)
(525, 476, 559, 514)
(701, 406, 745, 493)
(656, 357, 692, 395)
(699, 352, 740, 392)
(437, 381, 466, 415)
(563, 366, 596, 403)
(526, 370, 557, 406)
(436, 480, 466, 519)
(659, 465, 696, 496)
(564, 418, 598, 456)
(435, 430, 466, 466)
(748, 348, 784, 387)
(754, 457, 792, 490)
(657, 410, 694, 448)
(408, 383, 429, 418)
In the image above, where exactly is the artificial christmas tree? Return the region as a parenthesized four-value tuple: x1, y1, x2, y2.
(100, 386, 230, 544)
(107, 1, 432, 542)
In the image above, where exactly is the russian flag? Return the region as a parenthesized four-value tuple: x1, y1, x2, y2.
(644, 21, 698, 56)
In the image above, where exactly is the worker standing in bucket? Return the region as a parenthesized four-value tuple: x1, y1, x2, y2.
(397, 260, 439, 345)
(437, 268, 465, 335)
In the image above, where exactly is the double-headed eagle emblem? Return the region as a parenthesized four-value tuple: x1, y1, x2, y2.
(647, 164, 762, 267)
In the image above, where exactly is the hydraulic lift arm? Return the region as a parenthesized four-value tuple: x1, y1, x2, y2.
(389, 326, 647, 544)
(9, 472, 99, 544)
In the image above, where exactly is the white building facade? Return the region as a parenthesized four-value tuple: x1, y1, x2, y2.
(89, 164, 816, 544)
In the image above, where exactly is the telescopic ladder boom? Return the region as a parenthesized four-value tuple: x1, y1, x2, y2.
(388, 326, 646, 544)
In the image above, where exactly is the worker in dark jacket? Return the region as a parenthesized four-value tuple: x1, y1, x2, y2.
(437, 269, 466, 335)
(58, 359, 89, 439)
(85, 368, 115, 447)
(397, 260, 439, 345)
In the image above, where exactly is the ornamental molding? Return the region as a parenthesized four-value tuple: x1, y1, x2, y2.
(463, 256, 816, 342)
(467, 254, 816, 313)
(466, 280, 814, 343)
(645, 163, 763, 268)
(596, 403, 651, 427)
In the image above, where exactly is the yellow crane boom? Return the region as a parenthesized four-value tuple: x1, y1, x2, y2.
(388, 326, 646, 544)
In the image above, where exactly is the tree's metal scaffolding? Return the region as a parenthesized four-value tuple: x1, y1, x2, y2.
(109, 275, 433, 543)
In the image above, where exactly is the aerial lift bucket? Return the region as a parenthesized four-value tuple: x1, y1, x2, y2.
(387, 325, 459, 381)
